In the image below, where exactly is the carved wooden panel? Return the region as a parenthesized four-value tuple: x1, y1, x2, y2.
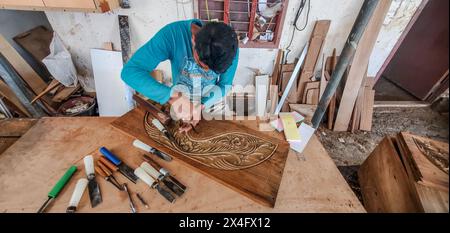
(111, 108, 290, 207)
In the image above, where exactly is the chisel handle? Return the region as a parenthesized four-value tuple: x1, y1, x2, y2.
(100, 147, 121, 165)
(140, 162, 163, 180)
(95, 166, 107, 178)
(133, 139, 152, 152)
(143, 155, 169, 176)
(134, 167, 156, 187)
(97, 161, 112, 176)
(48, 165, 77, 198)
(67, 178, 88, 210)
(99, 156, 118, 172)
(83, 155, 95, 177)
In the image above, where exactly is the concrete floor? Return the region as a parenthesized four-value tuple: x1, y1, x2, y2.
(317, 78, 449, 202)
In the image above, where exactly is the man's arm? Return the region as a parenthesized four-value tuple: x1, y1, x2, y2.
(202, 49, 239, 108)
(121, 26, 174, 105)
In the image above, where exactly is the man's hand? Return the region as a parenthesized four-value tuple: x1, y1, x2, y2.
(168, 92, 204, 132)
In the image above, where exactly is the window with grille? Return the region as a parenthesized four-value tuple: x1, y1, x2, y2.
(194, 0, 288, 48)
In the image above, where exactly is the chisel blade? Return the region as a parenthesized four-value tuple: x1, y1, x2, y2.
(155, 184, 176, 203)
(87, 178, 102, 208)
(118, 164, 139, 184)
(162, 179, 185, 196)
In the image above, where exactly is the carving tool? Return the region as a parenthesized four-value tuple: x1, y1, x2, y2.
(143, 155, 186, 195)
(133, 139, 172, 161)
(100, 147, 138, 184)
(190, 123, 199, 134)
(134, 167, 176, 203)
(95, 162, 123, 191)
(84, 155, 102, 208)
(122, 183, 137, 213)
(37, 165, 77, 213)
(141, 161, 185, 197)
(133, 94, 171, 125)
(66, 178, 88, 213)
(136, 193, 149, 209)
(152, 118, 177, 143)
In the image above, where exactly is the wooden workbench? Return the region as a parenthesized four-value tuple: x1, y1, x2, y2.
(0, 117, 365, 213)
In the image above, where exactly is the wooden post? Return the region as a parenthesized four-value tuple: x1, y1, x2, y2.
(223, 0, 230, 24)
(247, 0, 257, 40)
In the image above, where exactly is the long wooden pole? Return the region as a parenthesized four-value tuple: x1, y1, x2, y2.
(311, 0, 380, 129)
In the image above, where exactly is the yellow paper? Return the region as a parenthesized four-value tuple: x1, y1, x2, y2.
(279, 113, 301, 141)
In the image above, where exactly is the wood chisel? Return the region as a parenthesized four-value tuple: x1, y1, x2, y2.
(84, 155, 102, 208)
(143, 154, 186, 195)
(66, 178, 88, 213)
(122, 183, 137, 213)
(95, 163, 123, 191)
(141, 161, 185, 196)
(152, 118, 178, 145)
(134, 167, 176, 203)
(100, 147, 138, 183)
(37, 165, 77, 213)
(133, 139, 172, 161)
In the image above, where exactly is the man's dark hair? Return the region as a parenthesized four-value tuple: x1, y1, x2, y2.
(194, 22, 238, 74)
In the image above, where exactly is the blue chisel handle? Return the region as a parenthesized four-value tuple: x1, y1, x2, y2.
(99, 147, 121, 166)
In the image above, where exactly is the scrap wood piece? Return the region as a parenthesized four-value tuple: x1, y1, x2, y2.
(13, 26, 53, 62)
(111, 107, 290, 207)
(0, 34, 47, 95)
(359, 88, 375, 131)
(319, 54, 328, 99)
(31, 79, 61, 104)
(373, 101, 431, 108)
(397, 132, 449, 192)
(289, 104, 317, 122)
(0, 118, 37, 137)
(271, 50, 283, 86)
(302, 81, 320, 103)
(296, 20, 331, 103)
(359, 137, 424, 213)
(305, 88, 319, 105)
(333, 0, 392, 131)
(51, 84, 80, 103)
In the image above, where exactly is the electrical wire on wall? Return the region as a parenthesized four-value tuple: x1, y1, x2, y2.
(284, 0, 311, 62)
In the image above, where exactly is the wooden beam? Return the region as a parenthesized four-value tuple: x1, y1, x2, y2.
(223, 0, 230, 24)
(0, 34, 47, 95)
(0, 79, 31, 117)
(333, 0, 392, 131)
(247, 0, 257, 41)
(295, 20, 331, 103)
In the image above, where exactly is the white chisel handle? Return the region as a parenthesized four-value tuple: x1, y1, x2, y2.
(152, 119, 165, 132)
(133, 139, 152, 152)
(83, 155, 95, 177)
(140, 162, 163, 180)
(134, 167, 156, 187)
(68, 178, 88, 208)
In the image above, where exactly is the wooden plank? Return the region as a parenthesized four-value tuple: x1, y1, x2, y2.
(397, 132, 448, 192)
(0, 34, 47, 95)
(111, 107, 290, 207)
(296, 20, 331, 103)
(0, 0, 44, 7)
(359, 89, 375, 131)
(359, 137, 424, 212)
(333, 0, 392, 131)
(302, 81, 320, 103)
(319, 54, 327, 99)
(13, 26, 53, 63)
(43, 0, 96, 9)
(51, 84, 80, 103)
(0, 118, 37, 137)
(0, 116, 364, 212)
(247, 0, 257, 41)
(271, 50, 283, 86)
(0, 78, 30, 117)
(289, 104, 317, 123)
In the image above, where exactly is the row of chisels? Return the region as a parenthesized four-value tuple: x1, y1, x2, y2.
(37, 140, 185, 213)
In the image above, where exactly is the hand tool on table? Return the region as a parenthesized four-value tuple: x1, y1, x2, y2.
(136, 193, 149, 209)
(141, 161, 185, 197)
(100, 147, 138, 184)
(143, 154, 186, 196)
(122, 183, 137, 213)
(95, 161, 123, 191)
(134, 167, 176, 203)
(133, 139, 172, 161)
(84, 155, 102, 208)
(37, 165, 77, 213)
(66, 178, 88, 213)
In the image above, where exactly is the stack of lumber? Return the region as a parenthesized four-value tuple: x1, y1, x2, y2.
(272, 1, 391, 133)
(359, 132, 449, 213)
(0, 26, 81, 117)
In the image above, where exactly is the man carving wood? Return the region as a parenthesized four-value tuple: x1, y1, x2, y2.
(121, 19, 239, 132)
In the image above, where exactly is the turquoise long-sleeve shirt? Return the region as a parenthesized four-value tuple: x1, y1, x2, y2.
(121, 19, 239, 107)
